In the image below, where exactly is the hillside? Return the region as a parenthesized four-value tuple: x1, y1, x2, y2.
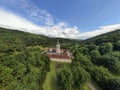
(70, 29, 120, 90)
(0, 27, 80, 46)
(0, 27, 79, 90)
(0, 27, 120, 90)
(0, 27, 79, 58)
(84, 29, 120, 45)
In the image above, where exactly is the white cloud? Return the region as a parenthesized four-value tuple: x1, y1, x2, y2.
(0, 0, 54, 26)
(21, 0, 54, 26)
(0, 9, 45, 34)
(0, 9, 79, 38)
(0, 9, 120, 39)
(44, 23, 80, 38)
(77, 24, 120, 39)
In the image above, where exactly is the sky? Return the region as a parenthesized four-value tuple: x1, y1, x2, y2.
(0, 0, 120, 39)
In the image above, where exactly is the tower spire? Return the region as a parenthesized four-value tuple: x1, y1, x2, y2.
(56, 40, 60, 54)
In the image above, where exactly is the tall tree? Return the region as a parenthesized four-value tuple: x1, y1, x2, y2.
(57, 69, 73, 90)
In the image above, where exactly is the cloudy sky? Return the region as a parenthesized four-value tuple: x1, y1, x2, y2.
(0, 0, 120, 39)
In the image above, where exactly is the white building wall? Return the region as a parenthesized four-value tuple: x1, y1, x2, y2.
(50, 58, 72, 63)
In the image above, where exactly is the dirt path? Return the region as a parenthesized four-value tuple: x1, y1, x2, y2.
(88, 83, 97, 90)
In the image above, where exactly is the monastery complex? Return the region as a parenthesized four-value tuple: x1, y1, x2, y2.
(46, 41, 72, 63)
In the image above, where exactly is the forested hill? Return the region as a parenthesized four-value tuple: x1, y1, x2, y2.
(0, 27, 80, 46)
(0, 27, 79, 90)
(0, 27, 79, 53)
(84, 29, 120, 45)
(0, 27, 120, 90)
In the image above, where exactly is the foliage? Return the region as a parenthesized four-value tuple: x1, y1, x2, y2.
(90, 50, 101, 63)
(70, 39, 120, 90)
(114, 40, 120, 51)
(0, 46, 50, 90)
(1, 27, 120, 90)
(98, 43, 113, 55)
(71, 66, 90, 89)
(107, 77, 120, 90)
(84, 29, 120, 45)
(57, 69, 73, 90)
(91, 54, 120, 74)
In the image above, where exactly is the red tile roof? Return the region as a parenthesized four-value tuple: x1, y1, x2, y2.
(47, 53, 71, 59)
(46, 48, 72, 59)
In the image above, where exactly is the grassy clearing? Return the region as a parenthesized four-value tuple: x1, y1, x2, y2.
(43, 61, 70, 90)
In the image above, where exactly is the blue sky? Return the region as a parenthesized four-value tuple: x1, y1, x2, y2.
(31, 0, 120, 32)
(0, 0, 120, 39)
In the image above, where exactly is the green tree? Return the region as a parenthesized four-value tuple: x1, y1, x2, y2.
(90, 66, 114, 90)
(57, 69, 73, 90)
(99, 55, 120, 74)
(90, 50, 101, 63)
(0, 65, 13, 86)
(87, 44, 97, 51)
(99, 43, 113, 55)
(71, 66, 90, 89)
(107, 78, 120, 90)
(114, 40, 120, 50)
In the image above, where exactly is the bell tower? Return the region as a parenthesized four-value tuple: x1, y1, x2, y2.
(56, 40, 60, 54)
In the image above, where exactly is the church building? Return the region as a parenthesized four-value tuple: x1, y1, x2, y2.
(46, 40, 72, 63)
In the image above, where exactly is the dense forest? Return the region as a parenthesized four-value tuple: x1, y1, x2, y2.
(0, 27, 79, 90)
(56, 29, 120, 90)
(0, 27, 120, 90)
(0, 46, 50, 90)
(84, 29, 120, 45)
(0, 27, 79, 58)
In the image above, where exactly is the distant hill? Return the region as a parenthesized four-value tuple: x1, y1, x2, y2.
(0, 28, 78, 46)
(84, 29, 120, 45)
(1, 27, 120, 48)
(0, 27, 79, 55)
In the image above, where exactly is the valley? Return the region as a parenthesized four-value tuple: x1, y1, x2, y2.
(0, 27, 120, 90)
